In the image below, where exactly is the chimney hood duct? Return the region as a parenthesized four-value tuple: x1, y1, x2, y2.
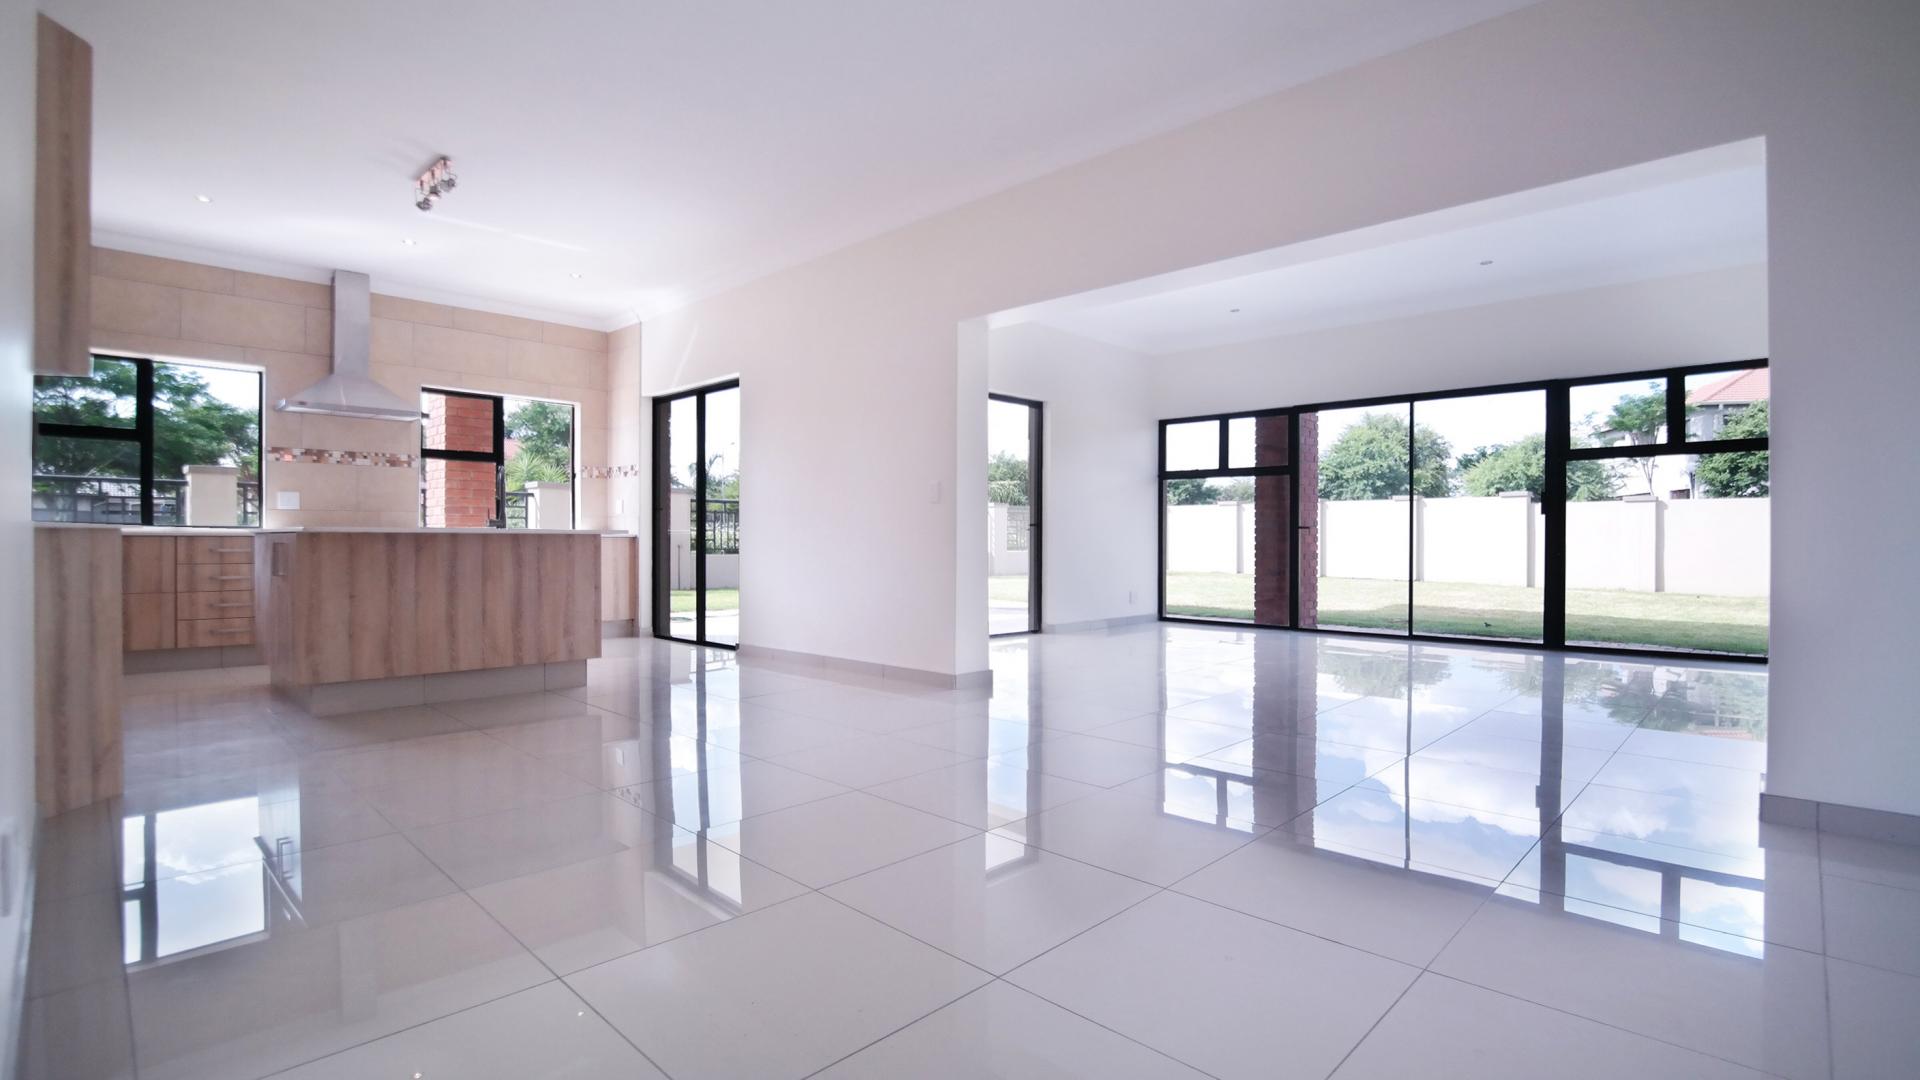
(274, 271, 422, 421)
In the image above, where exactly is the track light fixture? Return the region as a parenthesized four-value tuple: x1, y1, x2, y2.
(414, 157, 457, 211)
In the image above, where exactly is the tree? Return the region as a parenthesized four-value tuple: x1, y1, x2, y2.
(33, 360, 259, 481)
(1459, 434, 1616, 501)
(987, 450, 1028, 504)
(1693, 402, 1769, 497)
(1600, 386, 1667, 494)
(1317, 413, 1450, 500)
(504, 400, 573, 492)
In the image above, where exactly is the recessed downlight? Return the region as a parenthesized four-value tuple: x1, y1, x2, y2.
(1479, 259, 1494, 266)
(400, 238, 418, 247)
(1228, 307, 1241, 314)
(194, 194, 212, 203)
(568, 272, 584, 280)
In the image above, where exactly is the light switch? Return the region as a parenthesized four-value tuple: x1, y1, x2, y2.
(276, 490, 300, 510)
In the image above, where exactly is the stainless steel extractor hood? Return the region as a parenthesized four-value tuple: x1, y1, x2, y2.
(275, 270, 422, 421)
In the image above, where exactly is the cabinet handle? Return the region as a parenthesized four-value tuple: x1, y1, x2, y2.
(215, 575, 248, 581)
(215, 547, 250, 554)
(214, 601, 249, 609)
(211, 628, 250, 635)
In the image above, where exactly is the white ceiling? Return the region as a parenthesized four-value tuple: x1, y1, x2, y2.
(1018, 149, 1768, 354)
(46, 0, 1541, 329)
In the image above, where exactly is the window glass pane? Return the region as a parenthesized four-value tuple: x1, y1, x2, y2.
(1410, 391, 1545, 642)
(1162, 474, 1289, 624)
(503, 397, 575, 529)
(1164, 420, 1218, 471)
(1301, 403, 1412, 634)
(703, 387, 741, 647)
(1684, 367, 1768, 442)
(32, 436, 140, 523)
(1565, 452, 1768, 655)
(665, 395, 699, 640)
(421, 389, 496, 452)
(1226, 417, 1255, 468)
(33, 355, 137, 428)
(151, 361, 261, 527)
(1570, 377, 1669, 449)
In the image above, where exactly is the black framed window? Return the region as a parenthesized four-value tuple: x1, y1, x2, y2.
(1158, 359, 1769, 661)
(420, 387, 505, 527)
(32, 353, 263, 526)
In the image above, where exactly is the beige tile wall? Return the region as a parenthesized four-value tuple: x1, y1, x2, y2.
(87, 248, 630, 529)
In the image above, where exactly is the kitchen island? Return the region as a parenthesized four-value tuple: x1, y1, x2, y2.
(254, 527, 601, 714)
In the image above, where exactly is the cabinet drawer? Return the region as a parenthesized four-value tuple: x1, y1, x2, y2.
(183, 563, 254, 592)
(123, 594, 176, 651)
(178, 590, 253, 621)
(177, 537, 254, 565)
(175, 617, 253, 649)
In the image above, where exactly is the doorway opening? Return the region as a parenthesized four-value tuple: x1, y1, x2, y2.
(653, 380, 741, 648)
(988, 394, 1042, 635)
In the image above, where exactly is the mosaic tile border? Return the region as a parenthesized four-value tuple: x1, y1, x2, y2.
(576, 464, 642, 480)
(269, 447, 417, 468)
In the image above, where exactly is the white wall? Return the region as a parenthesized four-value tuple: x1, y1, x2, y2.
(2, 0, 37, 1066)
(639, 0, 1920, 815)
(987, 323, 1157, 629)
(1148, 264, 1767, 417)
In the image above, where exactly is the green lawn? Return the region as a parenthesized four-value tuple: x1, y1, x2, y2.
(1164, 573, 1767, 655)
(669, 589, 739, 613)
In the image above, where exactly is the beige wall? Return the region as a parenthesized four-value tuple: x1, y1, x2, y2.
(87, 248, 625, 529)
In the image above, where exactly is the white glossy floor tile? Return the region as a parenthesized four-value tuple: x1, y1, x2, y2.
(992, 785, 1267, 886)
(1007, 891, 1418, 1080)
(1431, 895, 1830, 1080)
(770, 733, 970, 788)
(271, 981, 666, 1079)
(704, 791, 977, 887)
(403, 791, 655, 889)
(19, 978, 137, 1080)
(862, 758, 1103, 830)
(470, 827, 809, 973)
(126, 893, 549, 1080)
(567, 893, 989, 1080)
(31, 625, 1917, 1078)
(1331, 973, 1771, 1079)
(825, 832, 1156, 973)
(815, 981, 1208, 1079)
(1827, 956, 1920, 1080)
(614, 757, 848, 828)
(988, 732, 1167, 788)
(1822, 872, 1920, 976)
(1176, 829, 1495, 965)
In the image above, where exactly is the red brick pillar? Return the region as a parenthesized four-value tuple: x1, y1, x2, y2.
(1252, 414, 1291, 625)
(1296, 412, 1320, 628)
(423, 394, 497, 527)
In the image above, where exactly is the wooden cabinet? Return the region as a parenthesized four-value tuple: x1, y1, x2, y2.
(36, 527, 121, 815)
(122, 594, 175, 651)
(121, 532, 257, 652)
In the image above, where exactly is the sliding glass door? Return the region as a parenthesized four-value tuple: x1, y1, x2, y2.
(654, 380, 741, 648)
(1158, 360, 1768, 660)
(988, 395, 1042, 635)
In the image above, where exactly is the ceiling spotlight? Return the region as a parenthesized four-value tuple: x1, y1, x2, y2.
(568, 272, 583, 280)
(1479, 259, 1494, 266)
(400, 238, 417, 247)
(414, 156, 457, 212)
(194, 194, 212, 203)
(1228, 308, 1241, 314)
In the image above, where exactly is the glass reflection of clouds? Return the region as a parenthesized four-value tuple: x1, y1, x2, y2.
(122, 797, 279, 967)
(1144, 629, 1776, 961)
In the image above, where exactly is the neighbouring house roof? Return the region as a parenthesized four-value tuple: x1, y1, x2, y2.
(1687, 368, 1769, 405)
